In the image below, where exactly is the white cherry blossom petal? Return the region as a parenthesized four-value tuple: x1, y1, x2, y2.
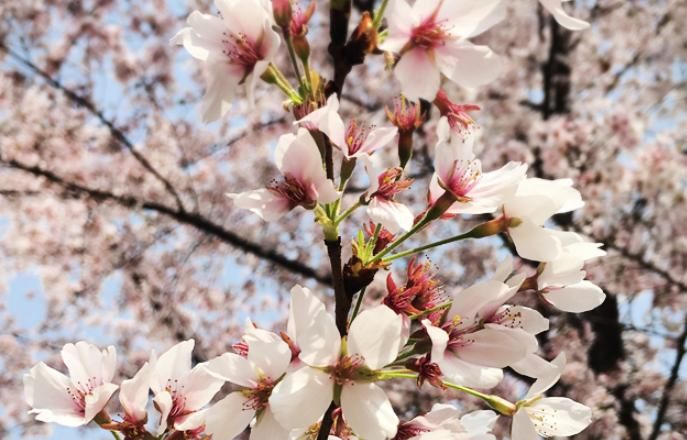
(348, 305, 403, 370)
(204, 392, 256, 439)
(341, 382, 398, 440)
(269, 368, 333, 431)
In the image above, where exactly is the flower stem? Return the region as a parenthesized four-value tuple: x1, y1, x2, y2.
(262, 63, 303, 104)
(334, 200, 363, 225)
(381, 217, 509, 263)
(350, 287, 366, 322)
(368, 215, 431, 264)
(373, 0, 390, 30)
(282, 29, 306, 91)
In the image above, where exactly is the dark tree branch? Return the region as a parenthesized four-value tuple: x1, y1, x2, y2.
(648, 316, 687, 440)
(0, 42, 187, 212)
(1, 157, 331, 286)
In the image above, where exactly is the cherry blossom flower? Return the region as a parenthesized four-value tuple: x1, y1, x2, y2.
(119, 360, 153, 424)
(172, 0, 281, 122)
(539, 0, 590, 31)
(228, 129, 339, 221)
(537, 231, 606, 312)
(512, 353, 593, 439)
(395, 405, 498, 439)
(429, 117, 527, 216)
(23, 342, 118, 427)
(421, 268, 542, 388)
(203, 325, 292, 439)
(502, 178, 584, 262)
(363, 157, 414, 233)
(270, 286, 404, 440)
(378, 0, 506, 100)
(296, 94, 398, 159)
(150, 340, 224, 435)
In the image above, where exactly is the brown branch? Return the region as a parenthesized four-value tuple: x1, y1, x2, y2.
(648, 316, 687, 440)
(1, 157, 331, 286)
(0, 42, 187, 212)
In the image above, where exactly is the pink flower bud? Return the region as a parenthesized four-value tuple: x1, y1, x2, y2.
(272, 0, 293, 29)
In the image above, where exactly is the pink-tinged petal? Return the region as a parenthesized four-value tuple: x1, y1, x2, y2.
(543, 281, 606, 313)
(250, 407, 290, 440)
(448, 280, 513, 329)
(439, 0, 506, 38)
(296, 95, 346, 146)
(511, 408, 538, 440)
(367, 199, 414, 233)
(61, 342, 116, 386)
(120, 361, 153, 423)
(245, 59, 272, 108)
(348, 305, 403, 370)
(221, 0, 272, 42)
(24, 363, 84, 427)
(269, 368, 333, 430)
(83, 383, 118, 424)
(175, 408, 207, 432)
(202, 353, 256, 388)
(484, 324, 539, 354)
(525, 353, 566, 399)
(457, 328, 527, 368)
(204, 392, 255, 439)
(423, 320, 449, 361)
(539, 0, 590, 30)
(341, 382, 398, 440)
(508, 306, 550, 335)
(527, 397, 592, 436)
(150, 340, 194, 394)
(313, 176, 340, 204)
(378, 0, 416, 53)
(173, 12, 226, 61)
(394, 48, 441, 101)
(443, 42, 505, 89)
(153, 390, 173, 435)
(179, 366, 225, 411)
(358, 126, 398, 156)
(199, 62, 243, 123)
(279, 129, 332, 191)
(227, 189, 292, 222)
(411, 0, 444, 19)
(246, 331, 291, 380)
(509, 220, 563, 262)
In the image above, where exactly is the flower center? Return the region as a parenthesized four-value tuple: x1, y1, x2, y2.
(326, 354, 367, 386)
(410, 17, 453, 50)
(345, 120, 372, 155)
(443, 159, 481, 199)
(66, 376, 101, 415)
(242, 377, 276, 411)
(269, 173, 316, 209)
(491, 306, 524, 329)
(165, 378, 190, 421)
(222, 31, 261, 75)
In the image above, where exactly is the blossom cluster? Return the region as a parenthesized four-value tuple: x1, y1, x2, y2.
(22, 0, 606, 439)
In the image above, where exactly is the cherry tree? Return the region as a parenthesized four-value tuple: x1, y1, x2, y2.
(1, 0, 686, 439)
